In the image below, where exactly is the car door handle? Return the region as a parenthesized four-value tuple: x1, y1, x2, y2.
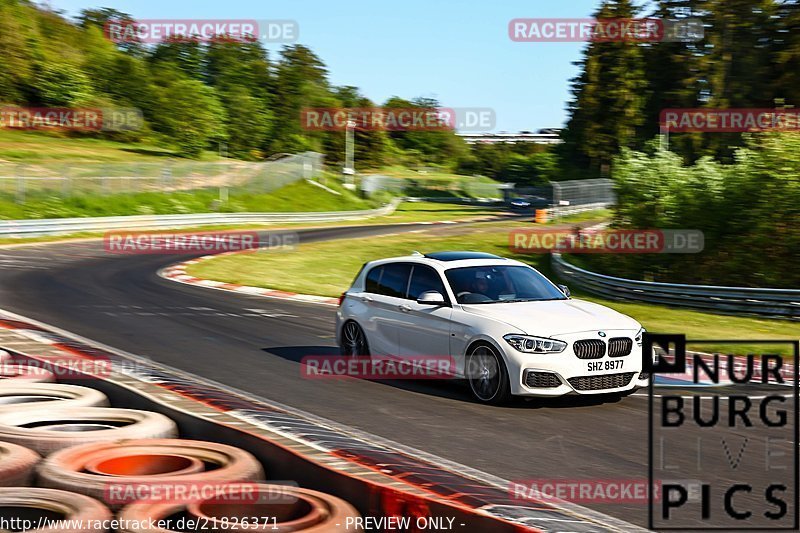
(360, 296, 373, 303)
(398, 304, 412, 313)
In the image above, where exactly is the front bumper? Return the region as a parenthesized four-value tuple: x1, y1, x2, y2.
(503, 330, 650, 397)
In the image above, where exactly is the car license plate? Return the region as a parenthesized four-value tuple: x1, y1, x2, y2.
(587, 360, 623, 372)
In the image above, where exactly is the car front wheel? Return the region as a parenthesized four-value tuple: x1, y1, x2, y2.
(466, 343, 511, 405)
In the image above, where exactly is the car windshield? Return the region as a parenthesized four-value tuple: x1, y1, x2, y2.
(444, 265, 567, 304)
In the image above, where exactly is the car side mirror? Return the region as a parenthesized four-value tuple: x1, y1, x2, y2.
(417, 291, 447, 306)
(558, 284, 571, 297)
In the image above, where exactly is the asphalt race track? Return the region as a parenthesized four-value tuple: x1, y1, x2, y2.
(0, 222, 795, 528)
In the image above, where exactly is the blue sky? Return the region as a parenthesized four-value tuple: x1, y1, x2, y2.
(50, 0, 604, 131)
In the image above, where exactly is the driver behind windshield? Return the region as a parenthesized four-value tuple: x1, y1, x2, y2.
(471, 273, 491, 297)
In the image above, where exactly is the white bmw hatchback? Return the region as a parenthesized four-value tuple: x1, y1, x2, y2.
(336, 251, 648, 404)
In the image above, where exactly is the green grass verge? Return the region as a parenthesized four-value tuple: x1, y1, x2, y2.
(187, 222, 799, 354)
(0, 180, 379, 220)
(0, 129, 214, 162)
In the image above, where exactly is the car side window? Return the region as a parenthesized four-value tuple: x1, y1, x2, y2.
(408, 265, 447, 301)
(365, 266, 383, 294)
(377, 263, 412, 299)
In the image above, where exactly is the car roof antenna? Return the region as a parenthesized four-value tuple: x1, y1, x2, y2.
(411, 251, 424, 257)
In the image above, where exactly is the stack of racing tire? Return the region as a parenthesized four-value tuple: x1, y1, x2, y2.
(0, 350, 360, 531)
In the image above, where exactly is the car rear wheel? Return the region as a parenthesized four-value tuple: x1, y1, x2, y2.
(466, 344, 511, 405)
(340, 321, 370, 357)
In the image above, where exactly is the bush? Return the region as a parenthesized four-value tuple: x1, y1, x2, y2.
(153, 79, 227, 158)
(583, 134, 800, 288)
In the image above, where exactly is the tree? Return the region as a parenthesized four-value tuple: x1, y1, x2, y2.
(640, 0, 708, 162)
(205, 39, 272, 98)
(149, 38, 205, 81)
(270, 45, 332, 153)
(222, 86, 271, 159)
(699, 0, 778, 160)
(78, 7, 145, 56)
(603, 132, 799, 288)
(34, 63, 93, 106)
(0, 0, 38, 102)
(560, 0, 647, 176)
(774, 1, 800, 105)
(205, 39, 274, 158)
(383, 96, 468, 168)
(153, 78, 227, 157)
(325, 86, 389, 168)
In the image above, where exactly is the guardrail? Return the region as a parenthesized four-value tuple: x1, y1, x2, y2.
(551, 253, 800, 319)
(360, 174, 506, 199)
(548, 201, 612, 217)
(406, 196, 503, 205)
(0, 199, 401, 238)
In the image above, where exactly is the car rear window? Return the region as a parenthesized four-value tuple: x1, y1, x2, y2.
(378, 263, 412, 298)
(365, 265, 382, 294)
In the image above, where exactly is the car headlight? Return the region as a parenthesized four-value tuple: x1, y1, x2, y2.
(504, 334, 566, 354)
(635, 327, 645, 346)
